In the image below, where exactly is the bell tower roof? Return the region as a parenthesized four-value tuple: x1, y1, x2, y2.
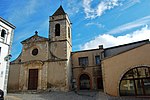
(52, 5, 66, 16)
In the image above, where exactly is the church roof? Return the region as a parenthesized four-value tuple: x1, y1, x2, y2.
(21, 31, 48, 44)
(52, 5, 66, 16)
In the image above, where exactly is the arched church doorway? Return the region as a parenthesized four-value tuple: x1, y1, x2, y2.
(79, 74, 91, 90)
(119, 66, 150, 96)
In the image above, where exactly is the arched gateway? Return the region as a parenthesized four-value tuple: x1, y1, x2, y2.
(119, 66, 150, 96)
(79, 74, 91, 90)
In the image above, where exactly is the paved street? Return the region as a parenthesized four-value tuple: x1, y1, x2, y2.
(4, 91, 150, 100)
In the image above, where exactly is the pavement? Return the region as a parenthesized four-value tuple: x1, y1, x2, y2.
(4, 91, 150, 100)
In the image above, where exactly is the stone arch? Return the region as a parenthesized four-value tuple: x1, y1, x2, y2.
(78, 73, 92, 90)
(119, 65, 150, 96)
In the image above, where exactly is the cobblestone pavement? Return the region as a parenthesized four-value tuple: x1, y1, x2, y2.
(4, 91, 150, 100)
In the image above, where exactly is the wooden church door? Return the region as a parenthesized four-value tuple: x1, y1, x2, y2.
(28, 69, 38, 90)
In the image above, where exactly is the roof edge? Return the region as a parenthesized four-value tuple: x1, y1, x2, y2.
(0, 17, 16, 29)
(104, 39, 149, 50)
(102, 42, 149, 61)
(21, 33, 48, 44)
(52, 5, 66, 16)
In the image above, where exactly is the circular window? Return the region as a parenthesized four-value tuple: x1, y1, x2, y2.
(32, 48, 38, 56)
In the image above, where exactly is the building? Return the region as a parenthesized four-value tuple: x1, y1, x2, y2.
(8, 6, 72, 92)
(72, 46, 104, 90)
(0, 17, 15, 95)
(8, 6, 150, 96)
(72, 39, 150, 97)
(102, 40, 150, 96)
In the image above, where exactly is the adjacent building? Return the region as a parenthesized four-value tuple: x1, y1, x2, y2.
(0, 17, 15, 95)
(8, 6, 150, 97)
(72, 46, 104, 90)
(102, 40, 150, 96)
(72, 39, 150, 97)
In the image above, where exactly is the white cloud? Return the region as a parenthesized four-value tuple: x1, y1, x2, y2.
(107, 15, 150, 34)
(85, 22, 104, 28)
(81, 25, 150, 50)
(66, 0, 82, 16)
(81, 15, 150, 50)
(83, 0, 120, 19)
(120, 0, 140, 11)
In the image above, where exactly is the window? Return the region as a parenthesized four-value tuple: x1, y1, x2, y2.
(32, 48, 38, 56)
(55, 24, 60, 36)
(1, 29, 6, 38)
(95, 55, 101, 65)
(68, 27, 70, 38)
(79, 57, 88, 67)
(120, 66, 150, 96)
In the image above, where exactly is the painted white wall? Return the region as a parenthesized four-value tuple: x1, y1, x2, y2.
(0, 44, 9, 88)
(0, 18, 15, 95)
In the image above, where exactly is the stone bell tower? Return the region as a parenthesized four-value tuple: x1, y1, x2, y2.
(49, 5, 72, 59)
(47, 6, 72, 91)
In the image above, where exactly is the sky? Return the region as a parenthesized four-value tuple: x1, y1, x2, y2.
(0, 0, 150, 60)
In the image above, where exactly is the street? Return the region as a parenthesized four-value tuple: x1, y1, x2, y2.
(4, 91, 150, 100)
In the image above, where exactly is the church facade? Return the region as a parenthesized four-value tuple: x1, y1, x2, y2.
(8, 6, 150, 96)
(8, 6, 72, 92)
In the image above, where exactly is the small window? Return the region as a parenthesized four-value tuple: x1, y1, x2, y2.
(79, 57, 88, 67)
(32, 48, 38, 56)
(1, 29, 6, 38)
(18, 59, 21, 62)
(95, 56, 101, 65)
(68, 27, 70, 38)
(55, 24, 60, 36)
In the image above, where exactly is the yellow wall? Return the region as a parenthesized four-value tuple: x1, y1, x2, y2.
(102, 44, 150, 96)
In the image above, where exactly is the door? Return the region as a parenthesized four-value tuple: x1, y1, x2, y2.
(28, 69, 38, 90)
(80, 74, 90, 90)
(97, 77, 103, 89)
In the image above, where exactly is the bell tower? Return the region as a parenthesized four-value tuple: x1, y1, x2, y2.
(49, 5, 72, 59)
(49, 5, 72, 42)
(48, 6, 72, 91)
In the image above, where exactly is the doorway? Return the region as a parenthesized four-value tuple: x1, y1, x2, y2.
(97, 77, 103, 89)
(79, 74, 91, 90)
(28, 69, 38, 90)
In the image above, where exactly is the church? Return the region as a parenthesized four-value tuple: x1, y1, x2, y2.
(8, 6, 150, 96)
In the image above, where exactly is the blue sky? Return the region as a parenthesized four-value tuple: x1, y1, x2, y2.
(0, 0, 150, 60)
